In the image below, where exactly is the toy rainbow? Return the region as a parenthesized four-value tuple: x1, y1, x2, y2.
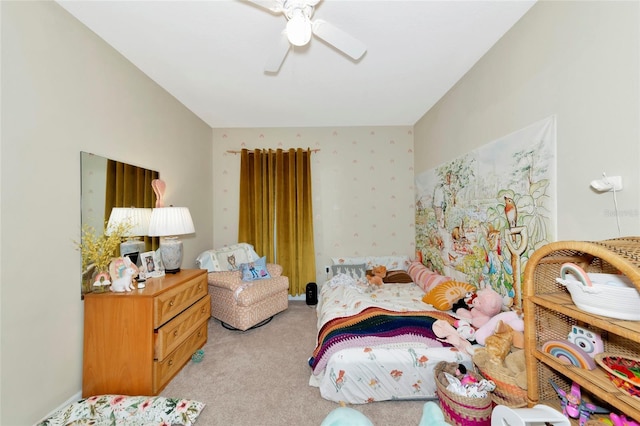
(560, 262, 593, 287)
(541, 339, 597, 370)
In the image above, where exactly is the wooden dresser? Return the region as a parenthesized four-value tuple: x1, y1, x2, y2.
(83, 269, 210, 397)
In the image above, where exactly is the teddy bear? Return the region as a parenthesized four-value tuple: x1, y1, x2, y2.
(456, 287, 503, 328)
(366, 265, 387, 287)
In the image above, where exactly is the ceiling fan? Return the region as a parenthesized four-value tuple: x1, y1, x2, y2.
(247, 0, 367, 73)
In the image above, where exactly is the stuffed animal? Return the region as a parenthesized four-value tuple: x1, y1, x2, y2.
(454, 319, 476, 342)
(433, 319, 475, 355)
(418, 401, 450, 426)
(456, 287, 503, 328)
(366, 265, 387, 287)
(320, 405, 373, 426)
(452, 290, 477, 312)
(474, 310, 524, 346)
(483, 320, 517, 363)
(320, 401, 448, 426)
(505, 349, 527, 389)
(473, 347, 527, 390)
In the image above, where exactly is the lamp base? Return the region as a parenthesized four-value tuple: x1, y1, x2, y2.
(159, 236, 184, 274)
(121, 239, 145, 258)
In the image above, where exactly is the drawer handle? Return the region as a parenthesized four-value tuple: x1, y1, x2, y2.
(169, 300, 174, 307)
(198, 284, 202, 290)
(198, 331, 202, 337)
(201, 307, 206, 314)
(168, 359, 174, 367)
(173, 330, 178, 337)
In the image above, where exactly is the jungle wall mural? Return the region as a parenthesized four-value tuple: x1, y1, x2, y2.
(415, 116, 557, 310)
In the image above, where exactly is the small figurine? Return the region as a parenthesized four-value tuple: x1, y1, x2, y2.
(550, 380, 608, 426)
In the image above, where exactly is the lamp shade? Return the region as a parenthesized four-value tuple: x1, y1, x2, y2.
(106, 207, 152, 237)
(148, 207, 195, 237)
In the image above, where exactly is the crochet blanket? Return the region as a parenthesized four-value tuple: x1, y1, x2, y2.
(309, 307, 458, 374)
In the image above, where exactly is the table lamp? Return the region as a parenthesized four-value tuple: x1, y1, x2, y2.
(148, 206, 195, 273)
(106, 207, 152, 265)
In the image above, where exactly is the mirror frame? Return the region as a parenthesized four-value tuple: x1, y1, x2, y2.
(80, 152, 159, 297)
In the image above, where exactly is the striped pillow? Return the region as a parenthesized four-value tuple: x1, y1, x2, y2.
(407, 261, 452, 294)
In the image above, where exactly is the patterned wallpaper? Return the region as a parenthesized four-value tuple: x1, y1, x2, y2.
(211, 126, 416, 283)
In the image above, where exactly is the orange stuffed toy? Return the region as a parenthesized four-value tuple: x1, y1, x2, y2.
(366, 265, 387, 287)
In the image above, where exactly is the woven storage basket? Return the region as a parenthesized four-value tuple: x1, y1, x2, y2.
(556, 263, 640, 321)
(434, 361, 493, 426)
(474, 363, 527, 408)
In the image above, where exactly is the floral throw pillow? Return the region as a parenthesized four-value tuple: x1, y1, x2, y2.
(239, 256, 272, 282)
(37, 395, 205, 426)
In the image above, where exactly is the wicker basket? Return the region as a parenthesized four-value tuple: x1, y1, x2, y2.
(474, 363, 528, 408)
(434, 361, 493, 426)
(595, 353, 640, 398)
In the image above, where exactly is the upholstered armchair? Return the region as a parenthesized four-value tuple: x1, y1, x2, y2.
(197, 243, 290, 331)
(206, 263, 289, 331)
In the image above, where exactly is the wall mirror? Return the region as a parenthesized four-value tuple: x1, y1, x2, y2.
(80, 151, 159, 296)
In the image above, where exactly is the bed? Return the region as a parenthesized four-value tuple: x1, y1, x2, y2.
(308, 256, 474, 404)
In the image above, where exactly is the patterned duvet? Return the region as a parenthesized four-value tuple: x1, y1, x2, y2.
(308, 279, 471, 404)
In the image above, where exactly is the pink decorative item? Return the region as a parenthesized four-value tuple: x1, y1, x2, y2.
(474, 311, 524, 346)
(550, 380, 607, 426)
(152, 179, 166, 208)
(610, 413, 640, 426)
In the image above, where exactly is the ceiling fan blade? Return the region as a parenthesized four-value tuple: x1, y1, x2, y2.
(245, 0, 284, 14)
(264, 31, 291, 73)
(312, 19, 366, 60)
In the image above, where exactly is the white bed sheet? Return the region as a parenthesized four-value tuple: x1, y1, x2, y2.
(309, 279, 472, 404)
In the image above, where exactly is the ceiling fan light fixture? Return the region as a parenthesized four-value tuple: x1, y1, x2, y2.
(286, 9, 312, 46)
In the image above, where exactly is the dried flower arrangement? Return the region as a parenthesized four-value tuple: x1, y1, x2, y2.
(76, 221, 132, 293)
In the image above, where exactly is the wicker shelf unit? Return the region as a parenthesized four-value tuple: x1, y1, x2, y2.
(523, 237, 640, 422)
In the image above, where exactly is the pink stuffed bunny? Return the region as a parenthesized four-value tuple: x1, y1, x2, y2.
(456, 287, 502, 328)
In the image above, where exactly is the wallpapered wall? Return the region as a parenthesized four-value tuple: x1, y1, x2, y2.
(211, 127, 415, 283)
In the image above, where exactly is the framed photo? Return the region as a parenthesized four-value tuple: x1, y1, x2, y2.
(140, 251, 165, 279)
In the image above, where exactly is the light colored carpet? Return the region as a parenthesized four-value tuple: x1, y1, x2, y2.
(160, 301, 433, 425)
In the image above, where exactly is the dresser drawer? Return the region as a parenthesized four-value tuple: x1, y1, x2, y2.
(154, 273, 207, 327)
(153, 321, 208, 394)
(155, 295, 210, 361)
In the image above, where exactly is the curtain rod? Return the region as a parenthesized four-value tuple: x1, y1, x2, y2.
(226, 148, 320, 154)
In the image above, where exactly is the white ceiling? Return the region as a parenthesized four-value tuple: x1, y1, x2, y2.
(56, 0, 536, 128)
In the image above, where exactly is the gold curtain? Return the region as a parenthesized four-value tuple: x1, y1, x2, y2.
(238, 148, 316, 296)
(105, 160, 160, 252)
